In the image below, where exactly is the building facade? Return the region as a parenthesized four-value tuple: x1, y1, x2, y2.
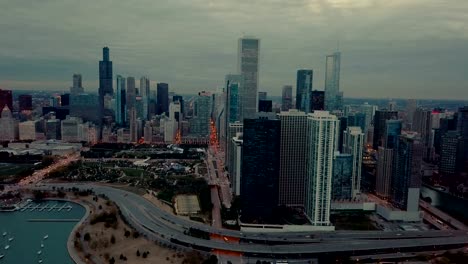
(238, 37, 259, 120)
(324, 52, 341, 111)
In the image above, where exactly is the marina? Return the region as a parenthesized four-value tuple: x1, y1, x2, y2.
(0, 200, 85, 264)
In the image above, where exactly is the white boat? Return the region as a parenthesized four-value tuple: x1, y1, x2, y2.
(4, 245, 9, 250)
(8, 237, 13, 242)
(43, 235, 48, 240)
(0, 254, 4, 259)
(37, 250, 42, 255)
(2, 232, 6, 236)
(38, 260, 43, 263)
(41, 243, 44, 248)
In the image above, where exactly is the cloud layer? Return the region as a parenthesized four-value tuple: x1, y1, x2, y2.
(0, 0, 467, 99)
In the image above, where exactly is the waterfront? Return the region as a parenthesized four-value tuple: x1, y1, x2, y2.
(0, 200, 85, 264)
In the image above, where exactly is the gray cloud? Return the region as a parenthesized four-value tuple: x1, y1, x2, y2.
(0, 0, 467, 99)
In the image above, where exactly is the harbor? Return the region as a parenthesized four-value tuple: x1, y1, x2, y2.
(0, 200, 85, 264)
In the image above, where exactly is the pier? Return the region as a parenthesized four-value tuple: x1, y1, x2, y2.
(19, 203, 73, 212)
(27, 219, 80, 222)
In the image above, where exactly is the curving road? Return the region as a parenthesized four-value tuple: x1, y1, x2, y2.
(38, 183, 468, 257)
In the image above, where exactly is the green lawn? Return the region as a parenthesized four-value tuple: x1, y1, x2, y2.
(0, 163, 33, 177)
(121, 168, 150, 177)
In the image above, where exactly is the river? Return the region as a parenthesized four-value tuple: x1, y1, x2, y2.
(420, 185, 468, 224)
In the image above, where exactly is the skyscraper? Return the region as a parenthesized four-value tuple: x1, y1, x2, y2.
(296, 70, 313, 112)
(310, 90, 325, 111)
(189, 91, 211, 137)
(70, 74, 84, 95)
(391, 134, 423, 211)
(281, 85, 293, 111)
(258, 100, 272, 112)
(225, 74, 243, 123)
(305, 111, 339, 226)
(0, 106, 16, 141)
(258, 91, 267, 101)
(324, 52, 341, 111)
(360, 103, 378, 133)
(98, 47, 113, 122)
(405, 99, 417, 129)
(140, 76, 150, 120)
(0, 89, 13, 111)
(126, 77, 136, 110)
(241, 114, 280, 221)
(332, 153, 353, 200)
(278, 109, 308, 207)
(238, 37, 259, 120)
(129, 108, 137, 142)
(413, 108, 433, 158)
(440, 131, 462, 176)
(157, 83, 169, 116)
(343, 126, 364, 198)
(373, 110, 398, 150)
(115, 75, 126, 126)
(18, 94, 32, 111)
(457, 106, 468, 169)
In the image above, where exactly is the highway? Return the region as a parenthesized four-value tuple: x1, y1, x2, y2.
(36, 183, 468, 257)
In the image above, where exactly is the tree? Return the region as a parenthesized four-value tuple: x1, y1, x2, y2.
(109, 257, 115, 264)
(124, 230, 131, 238)
(75, 232, 81, 239)
(110, 235, 116, 244)
(136, 250, 140, 257)
(83, 232, 91, 242)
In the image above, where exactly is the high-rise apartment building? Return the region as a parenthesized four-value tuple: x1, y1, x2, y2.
(305, 111, 339, 226)
(278, 109, 308, 207)
(189, 92, 211, 137)
(440, 131, 462, 175)
(324, 52, 341, 111)
(281, 85, 293, 111)
(241, 114, 280, 221)
(332, 153, 353, 200)
(70, 74, 84, 95)
(343, 126, 364, 197)
(226, 122, 243, 173)
(296, 70, 313, 113)
(238, 37, 259, 119)
(157, 83, 169, 116)
(231, 133, 243, 196)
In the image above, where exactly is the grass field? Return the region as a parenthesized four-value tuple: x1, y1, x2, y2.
(121, 168, 151, 177)
(0, 163, 33, 177)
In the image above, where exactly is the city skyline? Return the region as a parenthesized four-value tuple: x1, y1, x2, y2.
(1, 1, 468, 99)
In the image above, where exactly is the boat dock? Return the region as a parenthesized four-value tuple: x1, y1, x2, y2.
(27, 219, 80, 222)
(19, 203, 72, 212)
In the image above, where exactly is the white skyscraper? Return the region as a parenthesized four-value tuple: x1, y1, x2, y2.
(238, 37, 259, 120)
(278, 109, 308, 207)
(343, 126, 364, 198)
(305, 111, 339, 227)
(61, 116, 83, 142)
(19, 121, 36, 141)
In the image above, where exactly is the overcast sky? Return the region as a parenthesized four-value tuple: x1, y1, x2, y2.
(0, 0, 467, 99)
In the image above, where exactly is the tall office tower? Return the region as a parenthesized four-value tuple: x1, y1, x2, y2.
(281, 85, 293, 111)
(19, 121, 36, 140)
(173, 95, 185, 117)
(332, 153, 353, 200)
(164, 101, 181, 143)
(440, 131, 462, 175)
(225, 74, 243, 123)
(70, 94, 100, 124)
(376, 119, 402, 198)
(0, 89, 13, 111)
(347, 113, 366, 132)
(231, 133, 243, 196)
(436, 116, 458, 154)
(46, 117, 61, 140)
(115, 75, 126, 126)
(144, 123, 153, 143)
(126, 77, 136, 110)
(278, 109, 308, 207)
(189, 92, 212, 136)
(388, 101, 397, 111)
(405, 99, 417, 129)
(360, 103, 378, 132)
(129, 108, 137, 142)
(61, 116, 82, 142)
(310, 90, 325, 111)
(305, 111, 339, 226)
(373, 110, 398, 150)
(413, 108, 433, 158)
(140, 76, 150, 120)
(258, 100, 272, 112)
(135, 96, 144, 119)
(338, 117, 348, 153)
(343, 126, 364, 197)
(0, 106, 17, 141)
(324, 52, 341, 111)
(238, 37, 259, 120)
(391, 134, 423, 211)
(18, 95, 32, 111)
(156, 83, 169, 116)
(241, 114, 280, 221)
(98, 47, 113, 124)
(70, 74, 84, 95)
(258, 91, 267, 101)
(296, 70, 313, 112)
(61, 94, 70, 107)
(457, 106, 468, 169)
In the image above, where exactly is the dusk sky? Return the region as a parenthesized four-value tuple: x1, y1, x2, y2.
(1, 0, 467, 99)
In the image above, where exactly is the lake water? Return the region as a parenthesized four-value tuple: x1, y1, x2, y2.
(0, 200, 85, 264)
(420, 185, 468, 224)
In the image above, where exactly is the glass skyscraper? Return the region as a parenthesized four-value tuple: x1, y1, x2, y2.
(238, 37, 259, 120)
(157, 83, 169, 116)
(332, 153, 353, 200)
(115, 75, 126, 126)
(324, 52, 341, 111)
(296, 69, 313, 112)
(98, 47, 113, 129)
(281, 85, 293, 111)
